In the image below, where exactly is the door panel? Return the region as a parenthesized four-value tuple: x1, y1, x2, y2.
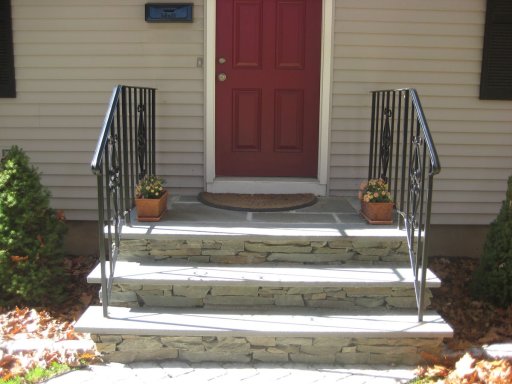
(275, 89, 304, 152)
(216, 0, 321, 177)
(233, 1, 262, 68)
(233, 89, 261, 151)
(276, 1, 306, 69)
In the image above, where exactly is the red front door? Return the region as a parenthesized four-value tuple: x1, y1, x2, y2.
(215, 0, 321, 177)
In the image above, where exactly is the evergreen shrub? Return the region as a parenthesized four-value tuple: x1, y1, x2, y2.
(0, 146, 67, 306)
(471, 176, 512, 307)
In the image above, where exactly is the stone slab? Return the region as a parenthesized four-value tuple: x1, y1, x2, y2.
(251, 213, 337, 224)
(118, 222, 405, 240)
(76, 306, 453, 338)
(88, 261, 441, 288)
(296, 198, 355, 213)
(165, 203, 248, 222)
(42, 360, 418, 382)
(121, 196, 407, 240)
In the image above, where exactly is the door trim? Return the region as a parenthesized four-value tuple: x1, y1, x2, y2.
(204, 0, 333, 195)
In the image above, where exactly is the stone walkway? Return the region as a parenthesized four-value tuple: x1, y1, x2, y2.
(45, 361, 416, 383)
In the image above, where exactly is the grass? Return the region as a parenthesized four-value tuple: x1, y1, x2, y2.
(2, 362, 72, 384)
(407, 378, 437, 384)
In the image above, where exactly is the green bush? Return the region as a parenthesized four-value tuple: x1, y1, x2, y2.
(471, 176, 512, 307)
(0, 146, 67, 306)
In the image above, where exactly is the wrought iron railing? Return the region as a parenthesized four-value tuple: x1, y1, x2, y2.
(91, 85, 157, 317)
(368, 88, 441, 321)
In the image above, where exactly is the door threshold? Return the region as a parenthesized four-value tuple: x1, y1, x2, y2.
(207, 177, 327, 195)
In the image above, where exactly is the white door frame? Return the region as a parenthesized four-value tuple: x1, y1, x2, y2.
(204, 0, 333, 195)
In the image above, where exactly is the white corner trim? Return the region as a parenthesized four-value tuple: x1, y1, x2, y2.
(205, 0, 216, 185)
(318, 0, 333, 188)
(204, 0, 333, 195)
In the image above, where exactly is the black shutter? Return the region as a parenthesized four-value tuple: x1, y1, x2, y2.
(0, 0, 15, 98)
(480, 0, 512, 100)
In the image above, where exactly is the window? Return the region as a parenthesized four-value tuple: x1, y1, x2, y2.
(0, 0, 15, 98)
(480, 0, 512, 100)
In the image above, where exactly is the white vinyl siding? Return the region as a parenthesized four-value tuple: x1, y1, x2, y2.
(2, 0, 512, 226)
(330, 0, 512, 225)
(1, 0, 205, 220)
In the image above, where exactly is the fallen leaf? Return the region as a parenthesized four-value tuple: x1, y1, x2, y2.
(10, 255, 28, 263)
(454, 353, 476, 378)
(80, 293, 93, 307)
(478, 327, 502, 344)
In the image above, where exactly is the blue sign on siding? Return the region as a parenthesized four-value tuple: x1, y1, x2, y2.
(145, 3, 193, 22)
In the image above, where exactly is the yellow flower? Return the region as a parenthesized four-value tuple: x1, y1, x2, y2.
(359, 178, 392, 203)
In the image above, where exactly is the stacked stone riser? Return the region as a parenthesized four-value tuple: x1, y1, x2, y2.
(107, 284, 432, 310)
(119, 238, 411, 265)
(80, 233, 450, 365)
(92, 334, 444, 365)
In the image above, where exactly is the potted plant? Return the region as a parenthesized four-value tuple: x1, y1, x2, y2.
(135, 175, 168, 222)
(358, 178, 394, 224)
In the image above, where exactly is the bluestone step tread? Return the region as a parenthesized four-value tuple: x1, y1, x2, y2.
(88, 261, 441, 287)
(75, 305, 453, 338)
(114, 223, 406, 240)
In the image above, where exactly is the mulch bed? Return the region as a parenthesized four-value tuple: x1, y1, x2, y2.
(429, 257, 512, 351)
(415, 257, 512, 382)
(0, 254, 101, 381)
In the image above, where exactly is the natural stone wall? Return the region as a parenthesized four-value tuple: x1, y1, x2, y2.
(91, 334, 443, 365)
(119, 238, 409, 265)
(108, 283, 432, 310)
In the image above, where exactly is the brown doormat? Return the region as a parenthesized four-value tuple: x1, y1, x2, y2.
(198, 192, 317, 212)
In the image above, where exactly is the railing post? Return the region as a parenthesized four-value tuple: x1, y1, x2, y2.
(418, 174, 435, 321)
(121, 87, 131, 225)
(374, 92, 381, 178)
(393, 91, 402, 207)
(151, 88, 156, 175)
(369, 92, 376, 180)
(399, 91, 410, 230)
(379, 91, 392, 182)
(128, 89, 135, 203)
(96, 172, 109, 318)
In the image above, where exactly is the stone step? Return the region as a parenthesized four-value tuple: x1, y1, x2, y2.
(75, 306, 453, 365)
(117, 236, 410, 265)
(89, 262, 439, 310)
(88, 261, 440, 287)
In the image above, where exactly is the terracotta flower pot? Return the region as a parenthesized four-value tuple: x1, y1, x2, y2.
(135, 191, 168, 222)
(360, 201, 394, 224)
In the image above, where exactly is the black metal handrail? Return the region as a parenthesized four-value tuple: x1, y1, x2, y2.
(91, 85, 157, 317)
(368, 88, 441, 321)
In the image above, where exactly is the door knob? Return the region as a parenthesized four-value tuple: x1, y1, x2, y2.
(218, 73, 227, 82)
(218, 57, 226, 64)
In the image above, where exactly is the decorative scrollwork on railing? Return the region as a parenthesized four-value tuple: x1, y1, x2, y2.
(137, 104, 147, 180)
(107, 133, 122, 239)
(380, 108, 393, 182)
(409, 136, 423, 229)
